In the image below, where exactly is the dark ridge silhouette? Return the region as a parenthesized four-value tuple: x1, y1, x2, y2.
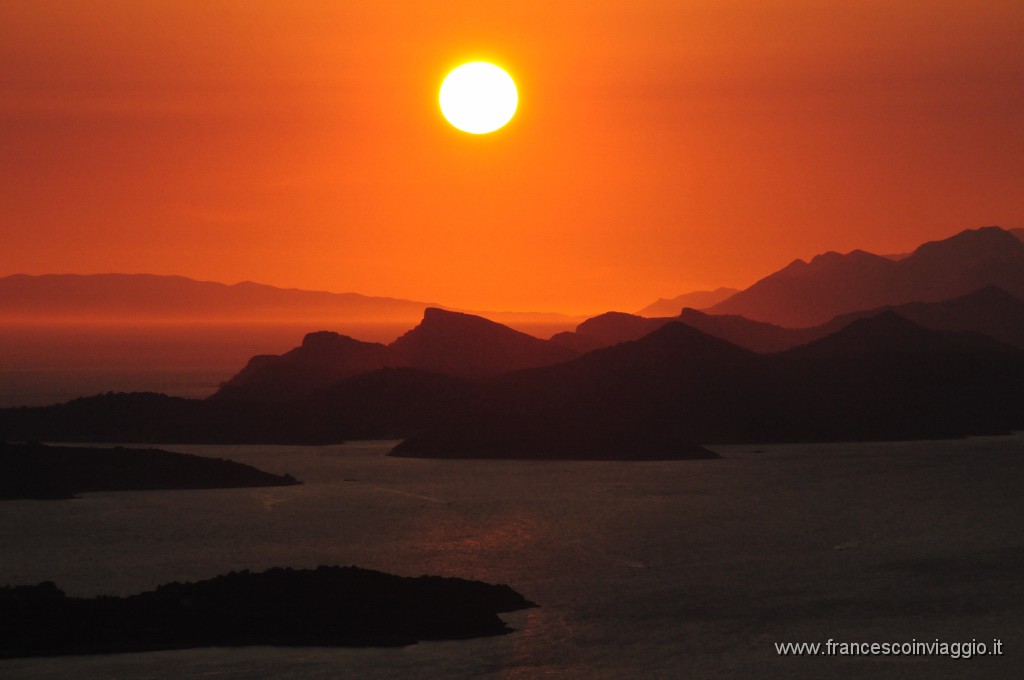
(678, 286, 1024, 352)
(767, 313, 1024, 441)
(395, 323, 771, 457)
(1011, 227, 1024, 243)
(706, 226, 1024, 326)
(210, 308, 579, 402)
(549, 285, 1024, 356)
(0, 566, 537, 657)
(550, 311, 673, 352)
(395, 314, 1024, 455)
(385, 307, 577, 378)
(706, 248, 898, 327)
(0, 442, 298, 500)
(812, 285, 1024, 349)
(549, 283, 1024, 359)
(212, 331, 389, 401)
(677, 308, 817, 353)
(6, 312, 1024, 452)
(780, 310, 1012, 360)
(636, 287, 739, 317)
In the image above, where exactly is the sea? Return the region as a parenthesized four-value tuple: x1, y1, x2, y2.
(1, 436, 1021, 679)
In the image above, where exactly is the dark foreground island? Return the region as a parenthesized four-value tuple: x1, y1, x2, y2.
(0, 442, 299, 500)
(0, 566, 538, 657)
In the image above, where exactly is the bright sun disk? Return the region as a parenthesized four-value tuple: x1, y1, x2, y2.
(439, 62, 518, 134)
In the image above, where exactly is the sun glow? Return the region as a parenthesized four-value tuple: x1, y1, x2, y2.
(439, 62, 518, 134)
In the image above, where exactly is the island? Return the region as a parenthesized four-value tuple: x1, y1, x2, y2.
(0, 442, 299, 500)
(0, 566, 538, 657)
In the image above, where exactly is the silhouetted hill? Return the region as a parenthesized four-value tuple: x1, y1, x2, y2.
(210, 309, 579, 401)
(706, 249, 898, 327)
(706, 227, 1024, 326)
(677, 308, 817, 353)
(0, 566, 537, 656)
(781, 311, 1010, 360)
(769, 313, 1024, 441)
(815, 285, 1024, 349)
(636, 287, 739, 317)
(387, 308, 578, 379)
(212, 331, 388, 401)
(550, 311, 673, 352)
(395, 323, 768, 457)
(0, 442, 297, 500)
(395, 314, 1024, 455)
(894, 227, 1024, 300)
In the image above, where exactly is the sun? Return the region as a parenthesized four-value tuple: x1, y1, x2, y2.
(439, 62, 518, 134)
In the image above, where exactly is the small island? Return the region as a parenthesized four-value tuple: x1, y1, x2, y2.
(0, 442, 299, 500)
(0, 566, 538, 657)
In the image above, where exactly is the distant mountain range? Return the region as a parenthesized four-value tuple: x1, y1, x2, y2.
(0, 273, 581, 335)
(700, 226, 1024, 327)
(0, 273, 434, 322)
(6, 226, 1020, 335)
(4, 224, 1024, 457)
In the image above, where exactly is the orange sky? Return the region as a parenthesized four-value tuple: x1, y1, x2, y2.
(2, 1, 1022, 314)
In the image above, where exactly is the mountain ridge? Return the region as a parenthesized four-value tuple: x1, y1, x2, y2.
(213, 308, 580, 400)
(705, 226, 1024, 326)
(394, 312, 1024, 455)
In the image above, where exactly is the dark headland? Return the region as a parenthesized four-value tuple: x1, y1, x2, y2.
(0, 566, 537, 658)
(0, 442, 299, 500)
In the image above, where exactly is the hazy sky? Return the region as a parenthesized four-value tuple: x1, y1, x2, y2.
(2, 1, 1022, 313)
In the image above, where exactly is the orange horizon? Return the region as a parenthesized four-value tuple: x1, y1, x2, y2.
(3, 2, 1022, 314)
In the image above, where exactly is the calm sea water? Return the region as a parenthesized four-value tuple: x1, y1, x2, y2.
(1, 437, 1022, 679)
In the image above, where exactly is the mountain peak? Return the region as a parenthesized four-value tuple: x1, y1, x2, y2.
(912, 226, 1021, 257)
(419, 306, 503, 327)
(212, 330, 389, 402)
(388, 309, 577, 378)
(301, 330, 344, 348)
(298, 330, 381, 357)
(956, 284, 1023, 306)
(422, 306, 455, 320)
(788, 310, 1009, 360)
